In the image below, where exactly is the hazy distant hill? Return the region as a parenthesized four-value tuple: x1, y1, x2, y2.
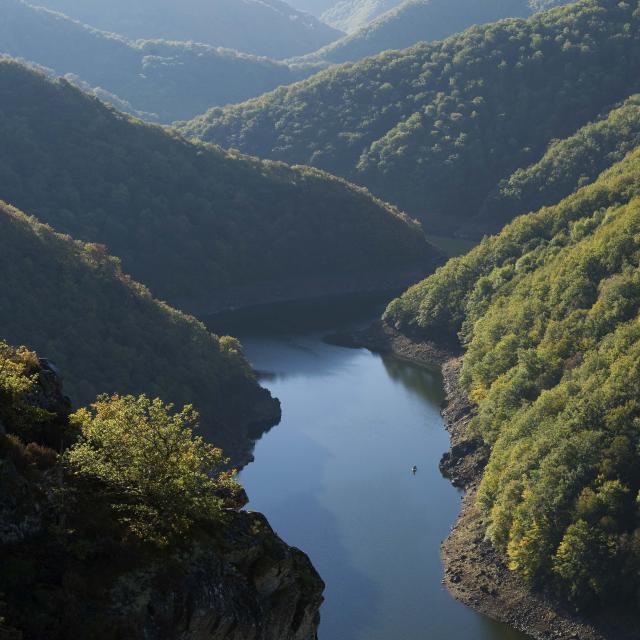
(184, 0, 640, 235)
(322, 0, 402, 32)
(0, 60, 438, 313)
(307, 0, 530, 63)
(301, 0, 573, 65)
(286, 0, 403, 30)
(318, 0, 568, 35)
(286, 0, 337, 15)
(0, 0, 320, 122)
(29, 0, 343, 58)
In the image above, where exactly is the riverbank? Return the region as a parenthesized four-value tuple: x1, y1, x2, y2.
(325, 319, 455, 365)
(330, 321, 640, 640)
(438, 359, 613, 640)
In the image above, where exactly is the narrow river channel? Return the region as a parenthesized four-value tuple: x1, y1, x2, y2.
(206, 297, 529, 640)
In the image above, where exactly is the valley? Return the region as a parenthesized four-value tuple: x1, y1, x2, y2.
(2, 0, 640, 638)
(206, 298, 529, 640)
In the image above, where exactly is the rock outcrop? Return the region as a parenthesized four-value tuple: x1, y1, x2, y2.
(0, 357, 69, 546)
(0, 356, 323, 640)
(113, 511, 323, 640)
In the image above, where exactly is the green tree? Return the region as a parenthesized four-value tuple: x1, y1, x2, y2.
(66, 394, 240, 546)
(553, 520, 615, 605)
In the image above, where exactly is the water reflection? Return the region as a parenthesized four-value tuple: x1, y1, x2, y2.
(204, 301, 529, 640)
(268, 491, 380, 638)
(237, 340, 528, 640)
(381, 355, 444, 407)
(243, 334, 361, 381)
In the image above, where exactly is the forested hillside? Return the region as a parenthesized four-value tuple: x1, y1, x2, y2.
(468, 95, 640, 234)
(0, 200, 279, 461)
(184, 0, 640, 235)
(30, 0, 342, 59)
(0, 0, 315, 123)
(384, 145, 640, 607)
(0, 60, 437, 310)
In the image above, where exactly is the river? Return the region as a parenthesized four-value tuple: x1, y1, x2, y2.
(205, 296, 528, 640)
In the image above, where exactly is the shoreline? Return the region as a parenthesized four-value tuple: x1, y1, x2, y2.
(438, 359, 610, 640)
(330, 321, 640, 640)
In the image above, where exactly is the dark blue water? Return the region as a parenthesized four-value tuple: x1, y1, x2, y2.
(206, 300, 528, 640)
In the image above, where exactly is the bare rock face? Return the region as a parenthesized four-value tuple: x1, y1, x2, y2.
(116, 512, 324, 640)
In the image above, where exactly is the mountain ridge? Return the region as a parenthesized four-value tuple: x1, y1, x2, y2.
(0, 59, 439, 312)
(25, 0, 343, 59)
(0, 0, 321, 122)
(183, 0, 640, 235)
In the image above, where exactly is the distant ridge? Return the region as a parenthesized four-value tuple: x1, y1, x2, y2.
(303, 0, 539, 64)
(184, 0, 640, 235)
(28, 0, 343, 58)
(322, 0, 403, 33)
(0, 0, 322, 122)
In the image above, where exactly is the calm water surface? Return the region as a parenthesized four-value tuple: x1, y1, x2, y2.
(206, 298, 527, 640)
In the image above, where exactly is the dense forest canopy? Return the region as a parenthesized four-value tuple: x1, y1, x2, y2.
(183, 0, 640, 235)
(0, 60, 437, 309)
(0, 200, 275, 458)
(469, 94, 640, 234)
(385, 142, 640, 607)
(27, 0, 342, 59)
(0, 0, 317, 123)
(385, 142, 640, 339)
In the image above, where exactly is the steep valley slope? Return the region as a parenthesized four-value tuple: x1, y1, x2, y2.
(382, 141, 640, 634)
(0, 200, 280, 466)
(0, 59, 440, 314)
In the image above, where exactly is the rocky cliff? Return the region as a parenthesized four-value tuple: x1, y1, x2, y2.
(0, 351, 323, 640)
(110, 511, 323, 640)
